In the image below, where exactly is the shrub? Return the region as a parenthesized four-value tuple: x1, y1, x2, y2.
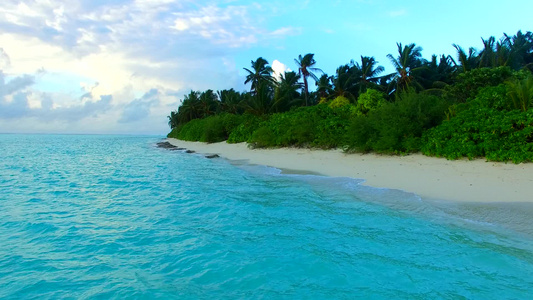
(422, 108, 533, 163)
(227, 114, 264, 143)
(248, 104, 353, 149)
(356, 89, 386, 115)
(443, 66, 513, 103)
(346, 91, 448, 154)
(507, 75, 533, 112)
(328, 96, 351, 108)
(170, 113, 248, 143)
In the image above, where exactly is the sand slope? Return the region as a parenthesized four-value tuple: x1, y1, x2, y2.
(167, 139, 533, 203)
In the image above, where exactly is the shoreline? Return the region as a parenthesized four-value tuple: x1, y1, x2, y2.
(167, 138, 533, 203)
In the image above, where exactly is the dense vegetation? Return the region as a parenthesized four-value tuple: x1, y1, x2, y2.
(168, 31, 533, 163)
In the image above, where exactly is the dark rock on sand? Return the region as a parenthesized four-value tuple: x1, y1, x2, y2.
(205, 154, 220, 159)
(156, 141, 177, 149)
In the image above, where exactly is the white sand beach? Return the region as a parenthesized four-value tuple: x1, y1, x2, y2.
(167, 138, 533, 203)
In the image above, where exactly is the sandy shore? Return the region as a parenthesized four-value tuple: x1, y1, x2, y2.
(167, 138, 533, 203)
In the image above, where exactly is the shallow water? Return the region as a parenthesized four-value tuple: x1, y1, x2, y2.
(0, 134, 532, 299)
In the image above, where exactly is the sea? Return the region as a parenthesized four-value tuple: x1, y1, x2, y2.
(0, 134, 532, 299)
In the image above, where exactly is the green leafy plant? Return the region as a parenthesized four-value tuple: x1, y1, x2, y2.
(346, 90, 448, 153)
(506, 75, 533, 111)
(356, 89, 386, 115)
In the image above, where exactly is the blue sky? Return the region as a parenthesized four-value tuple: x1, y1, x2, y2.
(0, 0, 531, 134)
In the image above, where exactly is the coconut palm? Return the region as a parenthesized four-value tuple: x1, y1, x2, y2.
(295, 53, 322, 106)
(353, 56, 385, 94)
(418, 54, 456, 90)
(218, 89, 244, 115)
(244, 81, 275, 115)
(452, 44, 479, 72)
(198, 89, 219, 118)
(478, 36, 497, 68)
(316, 74, 333, 99)
(167, 110, 179, 129)
(331, 64, 358, 100)
(273, 71, 303, 112)
(177, 90, 202, 124)
(244, 57, 274, 94)
(387, 43, 424, 93)
(505, 31, 533, 70)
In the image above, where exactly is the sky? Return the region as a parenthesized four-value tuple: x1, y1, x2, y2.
(0, 0, 531, 135)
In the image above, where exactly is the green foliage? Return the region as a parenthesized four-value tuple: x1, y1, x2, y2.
(422, 108, 533, 163)
(443, 67, 513, 102)
(166, 31, 533, 163)
(356, 89, 386, 115)
(506, 75, 533, 111)
(473, 84, 511, 110)
(328, 96, 351, 108)
(346, 91, 448, 153)
(248, 104, 352, 149)
(227, 114, 263, 143)
(169, 114, 247, 143)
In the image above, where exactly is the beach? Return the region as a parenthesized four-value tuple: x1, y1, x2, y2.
(168, 138, 533, 203)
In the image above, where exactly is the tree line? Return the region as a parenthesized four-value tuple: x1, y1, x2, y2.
(167, 30, 533, 163)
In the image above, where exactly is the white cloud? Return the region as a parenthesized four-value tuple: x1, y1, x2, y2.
(271, 60, 291, 82)
(270, 27, 302, 37)
(0, 1, 299, 134)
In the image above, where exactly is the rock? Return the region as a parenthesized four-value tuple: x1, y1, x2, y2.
(185, 150, 195, 154)
(205, 154, 219, 159)
(156, 141, 177, 149)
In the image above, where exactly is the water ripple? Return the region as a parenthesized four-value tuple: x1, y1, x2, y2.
(0, 134, 532, 299)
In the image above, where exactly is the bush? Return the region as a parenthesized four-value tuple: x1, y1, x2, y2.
(422, 108, 533, 163)
(227, 114, 263, 143)
(346, 91, 448, 154)
(443, 66, 513, 103)
(507, 75, 533, 112)
(328, 96, 351, 108)
(170, 113, 248, 143)
(356, 89, 386, 115)
(248, 104, 353, 149)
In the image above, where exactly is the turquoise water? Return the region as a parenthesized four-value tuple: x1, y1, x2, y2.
(0, 134, 532, 299)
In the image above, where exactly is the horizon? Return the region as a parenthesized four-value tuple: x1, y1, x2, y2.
(0, 0, 531, 135)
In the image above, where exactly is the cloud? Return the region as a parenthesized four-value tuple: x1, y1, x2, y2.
(0, 71, 34, 97)
(270, 27, 302, 37)
(0, 48, 11, 69)
(271, 60, 291, 82)
(0, 1, 301, 134)
(119, 88, 159, 123)
(0, 70, 112, 121)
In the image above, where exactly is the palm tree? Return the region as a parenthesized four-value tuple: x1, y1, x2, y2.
(316, 74, 333, 99)
(198, 89, 219, 118)
(167, 110, 179, 129)
(387, 43, 424, 93)
(418, 54, 456, 90)
(273, 71, 303, 112)
(353, 56, 385, 94)
(505, 31, 533, 70)
(452, 44, 479, 72)
(244, 81, 275, 115)
(478, 36, 497, 68)
(177, 90, 201, 124)
(331, 64, 358, 100)
(244, 57, 274, 94)
(295, 53, 322, 106)
(218, 89, 243, 114)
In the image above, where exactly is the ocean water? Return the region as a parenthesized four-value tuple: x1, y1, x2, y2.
(0, 134, 532, 299)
